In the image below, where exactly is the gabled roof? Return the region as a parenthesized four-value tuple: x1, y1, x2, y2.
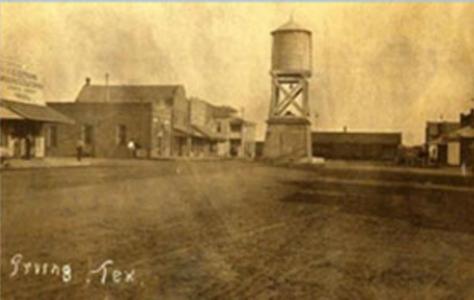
(76, 85, 182, 103)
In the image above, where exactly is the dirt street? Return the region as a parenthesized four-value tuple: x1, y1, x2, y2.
(1, 160, 474, 299)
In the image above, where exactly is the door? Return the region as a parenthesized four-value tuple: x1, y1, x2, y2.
(35, 136, 45, 157)
(447, 141, 460, 166)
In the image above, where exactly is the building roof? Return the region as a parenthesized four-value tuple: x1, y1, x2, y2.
(1, 100, 74, 124)
(446, 126, 474, 140)
(426, 121, 460, 135)
(312, 131, 402, 145)
(229, 116, 256, 126)
(426, 121, 460, 128)
(191, 124, 225, 141)
(0, 106, 23, 120)
(211, 105, 238, 118)
(173, 125, 194, 137)
(429, 126, 474, 144)
(76, 84, 182, 103)
(272, 18, 311, 34)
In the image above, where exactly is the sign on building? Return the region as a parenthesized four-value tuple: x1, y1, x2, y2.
(0, 58, 45, 106)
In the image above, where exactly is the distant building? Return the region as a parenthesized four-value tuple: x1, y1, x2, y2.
(459, 109, 474, 168)
(45, 79, 191, 158)
(0, 58, 72, 160)
(445, 109, 474, 167)
(188, 98, 223, 157)
(426, 109, 474, 167)
(425, 121, 461, 165)
(461, 108, 474, 128)
(312, 131, 402, 161)
(44, 78, 257, 160)
(426, 121, 460, 144)
(213, 107, 256, 158)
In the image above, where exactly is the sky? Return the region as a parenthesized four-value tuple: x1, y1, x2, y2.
(1, 3, 473, 144)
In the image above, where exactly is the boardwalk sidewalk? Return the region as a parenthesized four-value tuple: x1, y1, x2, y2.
(0, 156, 233, 170)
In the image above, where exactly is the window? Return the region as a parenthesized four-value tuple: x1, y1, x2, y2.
(230, 124, 241, 133)
(47, 125, 58, 147)
(81, 125, 94, 145)
(117, 124, 127, 146)
(216, 122, 222, 133)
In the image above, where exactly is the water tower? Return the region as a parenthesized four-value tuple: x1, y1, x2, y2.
(263, 17, 313, 160)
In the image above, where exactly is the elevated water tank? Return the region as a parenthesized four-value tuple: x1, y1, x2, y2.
(271, 19, 312, 75)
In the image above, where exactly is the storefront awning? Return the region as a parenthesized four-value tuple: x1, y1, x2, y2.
(173, 126, 193, 137)
(190, 126, 205, 138)
(429, 126, 474, 145)
(1, 100, 74, 124)
(192, 124, 225, 141)
(0, 106, 23, 120)
(452, 126, 474, 139)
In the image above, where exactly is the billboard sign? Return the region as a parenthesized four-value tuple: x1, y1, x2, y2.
(0, 58, 45, 106)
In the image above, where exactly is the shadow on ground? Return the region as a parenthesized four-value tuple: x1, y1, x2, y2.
(281, 179, 474, 235)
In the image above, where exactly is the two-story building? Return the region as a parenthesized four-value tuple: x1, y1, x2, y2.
(188, 97, 224, 157)
(213, 106, 256, 158)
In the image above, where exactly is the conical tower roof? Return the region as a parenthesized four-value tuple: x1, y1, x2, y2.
(272, 17, 311, 34)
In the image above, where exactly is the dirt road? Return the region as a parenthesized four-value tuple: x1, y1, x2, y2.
(2, 160, 474, 299)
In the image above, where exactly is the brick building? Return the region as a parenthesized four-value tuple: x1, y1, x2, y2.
(46, 80, 191, 158)
(46, 102, 152, 158)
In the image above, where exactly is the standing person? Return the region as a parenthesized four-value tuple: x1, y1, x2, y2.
(76, 139, 84, 162)
(429, 144, 438, 166)
(24, 135, 32, 160)
(127, 139, 136, 158)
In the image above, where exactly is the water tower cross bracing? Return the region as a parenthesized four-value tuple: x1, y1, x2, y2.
(263, 18, 313, 160)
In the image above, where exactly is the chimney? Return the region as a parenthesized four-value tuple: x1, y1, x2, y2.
(85, 77, 91, 86)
